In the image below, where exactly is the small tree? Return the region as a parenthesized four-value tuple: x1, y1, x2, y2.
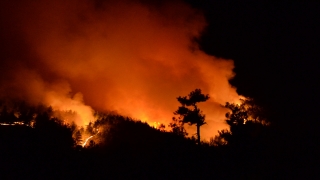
(74, 130, 83, 146)
(174, 89, 209, 144)
(169, 117, 188, 137)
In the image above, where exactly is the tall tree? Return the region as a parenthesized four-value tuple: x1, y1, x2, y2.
(174, 89, 209, 144)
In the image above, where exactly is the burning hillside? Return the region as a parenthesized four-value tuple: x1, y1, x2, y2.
(0, 0, 242, 139)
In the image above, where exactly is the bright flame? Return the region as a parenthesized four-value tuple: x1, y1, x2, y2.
(0, 0, 243, 139)
(153, 122, 160, 128)
(82, 129, 100, 147)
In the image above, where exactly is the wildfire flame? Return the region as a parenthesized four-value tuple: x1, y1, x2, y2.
(0, 0, 243, 140)
(82, 129, 100, 147)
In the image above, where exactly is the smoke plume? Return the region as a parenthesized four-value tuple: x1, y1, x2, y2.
(0, 0, 241, 139)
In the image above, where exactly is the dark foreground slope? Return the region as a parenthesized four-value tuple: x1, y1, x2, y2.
(1, 115, 317, 180)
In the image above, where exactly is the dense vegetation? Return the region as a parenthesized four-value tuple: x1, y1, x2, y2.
(0, 93, 315, 179)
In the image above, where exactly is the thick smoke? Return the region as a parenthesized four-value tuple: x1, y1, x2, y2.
(0, 0, 241, 139)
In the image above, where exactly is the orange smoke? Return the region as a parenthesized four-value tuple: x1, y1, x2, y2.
(0, 0, 242, 139)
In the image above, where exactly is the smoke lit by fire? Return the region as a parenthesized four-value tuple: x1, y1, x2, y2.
(0, 0, 242, 140)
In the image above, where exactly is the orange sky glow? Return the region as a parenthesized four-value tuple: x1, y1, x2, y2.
(0, 0, 243, 140)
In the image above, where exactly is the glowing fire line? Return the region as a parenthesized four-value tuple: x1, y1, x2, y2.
(82, 129, 99, 147)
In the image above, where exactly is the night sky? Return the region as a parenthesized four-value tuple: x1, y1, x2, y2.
(188, 1, 320, 135)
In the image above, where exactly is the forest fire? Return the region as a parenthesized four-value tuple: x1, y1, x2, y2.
(82, 129, 100, 147)
(0, 1, 314, 179)
(0, 0, 242, 140)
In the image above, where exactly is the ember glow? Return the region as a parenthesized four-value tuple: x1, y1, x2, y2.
(0, 0, 243, 139)
(82, 129, 100, 147)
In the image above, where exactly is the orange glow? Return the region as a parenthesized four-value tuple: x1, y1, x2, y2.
(82, 129, 99, 147)
(0, 0, 243, 140)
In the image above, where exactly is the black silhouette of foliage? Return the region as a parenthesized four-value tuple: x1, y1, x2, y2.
(0, 106, 18, 124)
(214, 98, 270, 146)
(33, 107, 75, 150)
(0, 98, 311, 179)
(74, 130, 83, 145)
(14, 101, 36, 125)
(210, 129, 231, 146)
(169, 117, 188, 137)
(174, 89, 209, 144)
(157, 123, 166, 132)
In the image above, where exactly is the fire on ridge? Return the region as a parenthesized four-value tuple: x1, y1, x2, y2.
(0, 0, 242, 140)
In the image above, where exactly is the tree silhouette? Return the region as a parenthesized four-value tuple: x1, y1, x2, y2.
(174, 89, 209, 144)
(74, 130, 83, 146)
(17, 103, 36, 125)
(34, 107, 75, 151)
(216, 99, 269, 146)
(0, 106, 17, 124)
(169, 117, 188, 137)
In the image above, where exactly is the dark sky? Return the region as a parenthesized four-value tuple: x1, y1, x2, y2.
(187, 1, 320, 133)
